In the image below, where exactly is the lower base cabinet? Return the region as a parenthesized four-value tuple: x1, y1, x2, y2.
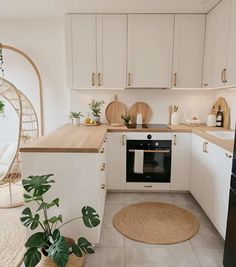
(190, 134, 232, 238)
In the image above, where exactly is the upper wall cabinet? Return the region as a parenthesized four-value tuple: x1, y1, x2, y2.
(66, 14, 127, 89)
(203, 0, 232, 88)
(127, 14, 174, 88)
(172, 15, 205, 88)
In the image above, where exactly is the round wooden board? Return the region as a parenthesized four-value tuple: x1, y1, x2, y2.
(105, 100, 127, 124)
(212, 97, 230, 129)
(128, 102, 152, 124)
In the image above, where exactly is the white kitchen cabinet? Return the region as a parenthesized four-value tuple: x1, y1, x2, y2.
(172, 15, 205, 88)
(226, 0, 236, 86)
(203, 0, 232, 88)
(127, 14, 174, 88)
(21, 148, 107, 244)
(106, 133, 126, 190)
(190, 134, 232, 239)
(171, 133, 191, 190)
(66, 14, 127, 89)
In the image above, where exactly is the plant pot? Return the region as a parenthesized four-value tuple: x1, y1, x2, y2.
(72, 117, 81, 126)
(37, 253, 85, 267)
(92, 115, 100, 123)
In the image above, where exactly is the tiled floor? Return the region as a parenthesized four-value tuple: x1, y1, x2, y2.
(85, 192, 225, 267)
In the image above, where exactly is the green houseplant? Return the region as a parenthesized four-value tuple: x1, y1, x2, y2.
(88, 100, 105, 123)
(121, 113, 131, 125)
(0, 99, 5, 117)
(68, 111, 84, 126)
(21, 174, 100, 267)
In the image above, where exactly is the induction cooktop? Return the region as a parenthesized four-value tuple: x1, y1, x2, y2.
(126, 124, 169, 129)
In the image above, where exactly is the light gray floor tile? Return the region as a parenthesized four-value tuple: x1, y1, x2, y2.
(97, 227, 124, 248)
(123, 192, 173, 205)
(106, 192, 124, 205)
(84, 248, 125, 267)
(194, 248, 224, 267)
(103, 203, 124, 227)
(125, 247, 200, 267)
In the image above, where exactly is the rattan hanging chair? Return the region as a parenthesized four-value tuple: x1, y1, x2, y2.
(0, 77, 39, 207)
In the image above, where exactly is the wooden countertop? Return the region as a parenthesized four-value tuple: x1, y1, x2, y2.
(20, 123, 235, 153)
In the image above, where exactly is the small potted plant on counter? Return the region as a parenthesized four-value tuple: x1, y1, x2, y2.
(88, 100, 105, 123)
(0, 99, 5, 118)
(68, 111, 84, 126)
(121, 113, 131, 125)
(21, 174, 100, 267)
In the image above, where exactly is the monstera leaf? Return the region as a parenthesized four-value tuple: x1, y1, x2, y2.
(46, 234, 69, 267)
(21, 207, 40, 230)
(37, 198, 59, 212)
(24, 247, 41, 267)
(22, 174, 55, 197)
(25, 232, 48, 248)
(82, 206, 100, 228)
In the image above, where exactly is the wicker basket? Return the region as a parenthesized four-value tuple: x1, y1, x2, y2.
(37, 253, 85, 267)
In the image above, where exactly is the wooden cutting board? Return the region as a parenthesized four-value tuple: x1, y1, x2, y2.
(212, 97, 230, 129)
(128, 102, 152, 124)
(105, 97, 127, 124)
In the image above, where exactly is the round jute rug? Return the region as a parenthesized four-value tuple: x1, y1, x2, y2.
(0, 209, 26, 267)
(113, 202, 199, 244)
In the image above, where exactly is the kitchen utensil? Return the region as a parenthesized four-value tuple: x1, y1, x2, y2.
(136, 113, 143, 124)
(212, 97, 230, 128)
(105, 95, 127, 124)
(128, 102, 152, 124)
(207, 114, 217, 127)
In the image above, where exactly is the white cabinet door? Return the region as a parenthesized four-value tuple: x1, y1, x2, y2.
(127, 14, 174, 88)
(106, 133, 126, 190)
(203, 0, 232, 88)
(227, 0, 236, 86)
(172, 15, 205, 88)
(214, 149, 232, 238)
(70, 15, 97, 89)
(97, 15, 127, 89)
(171, 133, 191, 190)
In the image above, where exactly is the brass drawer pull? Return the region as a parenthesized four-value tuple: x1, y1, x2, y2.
(100, 148, 105, 154)
(92, 72, 95, 86)
(144, 185, 153, 188)
(203, 142, 208, 153)
(122, 134, 126, 146)
(173, 73, 177, 87)
(223, 68, 227, 83)
(101, 166, 105, 171)
(128, 73, 131, 87)
(101, 184, 106, 189)
(173, 134, 177, 145)
(98, 73, 102, 86)
(225, 153, 232, 158)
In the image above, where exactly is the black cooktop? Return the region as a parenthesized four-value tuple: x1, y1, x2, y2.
(126, 124, 169, 129)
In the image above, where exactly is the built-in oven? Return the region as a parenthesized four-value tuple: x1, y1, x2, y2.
(126, 133, 172, 183)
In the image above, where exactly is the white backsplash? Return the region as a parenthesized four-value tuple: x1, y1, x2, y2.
(70, 89, 216, 125)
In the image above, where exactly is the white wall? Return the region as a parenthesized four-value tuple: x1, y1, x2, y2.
(0, 18, 69, 138)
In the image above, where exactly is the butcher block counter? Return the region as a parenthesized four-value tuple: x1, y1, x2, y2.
(20, 123, 234, 153)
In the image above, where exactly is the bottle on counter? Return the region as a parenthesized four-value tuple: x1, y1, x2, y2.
(216, 106, 224, 127)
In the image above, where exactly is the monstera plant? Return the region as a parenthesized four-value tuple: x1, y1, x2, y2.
(21, 174, 100, 267)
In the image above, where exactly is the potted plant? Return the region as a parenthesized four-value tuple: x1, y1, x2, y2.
(0, 99, 5, 117)
(21, 174, 100, 267)
(68, 111, 84, 126)
(88, 100, 105, 123)
(121, 113, 131, 125)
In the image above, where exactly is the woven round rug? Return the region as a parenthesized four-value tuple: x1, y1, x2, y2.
(113, 202, 199, 244)
(0, 209, 26, 267)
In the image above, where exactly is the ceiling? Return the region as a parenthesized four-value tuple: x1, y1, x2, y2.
(0, 0, 221, 19)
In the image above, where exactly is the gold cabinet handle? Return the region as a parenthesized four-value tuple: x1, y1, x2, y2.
(128, 73, 131, 87)
(101, 184, 106, 189)
(100, 148, 104, 154)
(98, 73, 102, 86)
(101, 166, 105, 171)
(225, 153, 232, 158)
(144, 185, 153, 188)
(203, 142, 208, 153)
(122, 134, 126, 146)
(223, 68, 227, 83)
(173, 73, 177, 87)
(92, 73, 95, 86)
(173, 134, 177, 145)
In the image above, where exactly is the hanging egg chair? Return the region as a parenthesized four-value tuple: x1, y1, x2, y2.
(0, 77, 39, 207)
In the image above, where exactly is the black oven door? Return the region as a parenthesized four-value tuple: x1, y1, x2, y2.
(126, 140, 171, 183)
